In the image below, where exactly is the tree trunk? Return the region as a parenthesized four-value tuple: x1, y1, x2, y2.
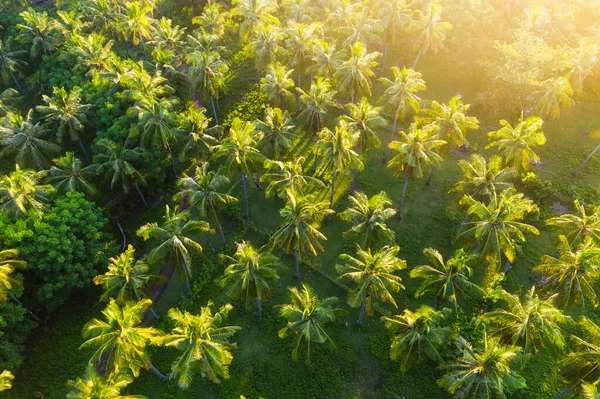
(380, 42, 388, 74)
(138, 31, 148, 59)
(256, 297, 262, 321)
(216, 97, 221, 114)
(385, 113, 399, 163)
(362, 228, 370, 249)
(149, 306, 160, 320)
(116, 219, 127, 250)
(357, 290, 368, 324)
(210, 95, 219, 125)
(412, 48, 422, 69)
(503, 260, 512, 273)
(9, 293, 41, 323)
(257, 68, 262, 93)
(241, 174, 249, 219)
(165, 141, 177, 177)
(183, 265, 192, 293)
(77, 136, 90, 162)
(328, 159, 338, 209)
(457, 213, 469, 235)
(294, 249, 300, 278)
(398, 170, 411, 220)
(350, 167, 358, 193)
(573, 142, 600, 176)
(426, 165, 434, 185)
(149, 363, 168, 382)
(433, 295, 440, 310)
(134, 183, 148, 206)
(10, 71, 24, 93)
(554, 388, 570, 399)
(218, 224, 226, 246)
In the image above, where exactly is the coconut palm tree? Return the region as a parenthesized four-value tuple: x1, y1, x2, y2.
(334, 41, 380, 103)
(234, 0, 279, 42)
(451, 154, 514, 202)
(213, 118, 266, 220)
(533, 235, 600, 310)
(270, 191, 333, 278)
(480, 286, 569, 354)
(566, 43, 598, 95)
(486, 114, 546, 172)
(373, 0, 412, 71)
(80, 299, 168, 381)
(137, 205, 212, 292)
(0, 249, 26, 303)
(67, 366, 145, 399)
(410, 248, 481, 309)
(0, 110, 62, 170)
(16, 8, 59, 57)
(457, 188, 539, 268)
(262, 157, 325, 199)
(339, 191, 396, 250)
(174, 163, 237, 245)
(296, 77, 338, 133)
(36, 87, 92, 160)
(94, 139, 148, 205)
(533, 76, 574, 121)
(410, 1, 452, 67)
(47, 152, 97, 197)
(0, 370, 13, 392)
(317, 120, 363, 210)
(339, 10, 383, 47)
(251, 23, 282, 91)
(546, 200, 600, 249)
(382, 305, 451, 372)
(261, 62, 296, 110)
(559, 317, 600, 391)
(194, 1, 227, 36)
(336, 245, 406, 324)
(176, 104, 215, 162)
(379, 67, 427, 162)
(277, 284, 342, 363)
(0, 37, 28, 91)
(307, 41, 344, 80)
(0, 165, 54, 218)
(93, 245, 163, 319)
(218, 241, 284, 320)
(162, 304, 241, 387)
(187, 48, 228, 124)
(255, 107, 295, 160)
(118, 1, 155, 58)
(387, 122, 446, 218)
(285, 22, 320, 110)
(0, 89, 20, 117)
(438, 333, 526, 398)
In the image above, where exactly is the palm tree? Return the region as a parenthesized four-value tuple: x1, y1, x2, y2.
(410, 1, 452, 67)
(0, 370, 13, 392)
(379, 67, 426, 162)
(252, 24, 282, 91)
(317, 120, 363, 210)
(339, 191, 396, 249)
(162, 304, 241, 387)
(382, 305, 451, 372)
(451, 154, 514, 202)
(334, 41, 380, 103)
(263, 157, 325, 199)
(255, 107, 295, 160)
(193, 1, 227, 36)
(307, 41, 344, 80)
(234, 0, 279, 42)
(218, 241, 284, 320)
(187, 48, 228, 124)
(137, 206, 212, 293)
(566, 42, 598, 95)
(296, 77, 338, 133)
(546, 200, 600, 249)
(285, 22, 320, 110)
(410, 248, 481, 309)
(374, 0, 412, 71)
(486, 114, 546, 172)
(533, 236, 600, 310)
(93, 245, 163, 319)
(67, 366, 145, 399)
(0, 89, 19, 117)
(176, 104, 215, 162)
(559, 317, 600, 392)
(47, 152, 97, 197)
(36, 87, 92, 160)
(480, 286, 569, 354)
(336, 245, 406, 324)
(457, 188, 539, 268)
(438, 333, 526, 398)
(271, 191, 333, 278)
(118, 1, 155, 59)
(533, 76, 574, 121)
(387, 123, 446, 218)
(213, 118, 266, 220)
(0, 37, 28, 91)
(94, 139, 148, 205)
(277, 284, 342, 363)
(174, 163, 237, 245)
(0, 249, 26, 304)
(80, 299, 167, 381)
(339, 11, 383, 47)
(261, 62, 296, 110)
(16, 9, 58, 57)
(0, 110, 62, 170)
(0, 165, 54, 218)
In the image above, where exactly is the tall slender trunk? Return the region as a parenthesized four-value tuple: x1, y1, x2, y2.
(457, 213, 469, 235)
(149, 306, 160, 320)
(210, 95, 219, 125)
(350, 167, 358, 193)
(573, 142, 600, 176)
(116, 219, 127, 250)
(134, 183, 147, 206)
(241, 174, 249, 219)
(398, 170, 411, 219)
(77, 136, 90, 162)
(183, 264, 192, 293)
(385, 112, 399, 163)
(554, 388, 570, 399)
(214, 209, 226, 245)
(412, 48, 422, 69)
(357, 290, 368, 324)
(149, 363, 168, 382)
(256, 297, 262, 320)
(296, 73, 301, 113)
(503, 260, 512, 273)
(9, 293, 41, 323)
(294, 249, 300, 278)
(328, 158, 339, 209)
(433, 295, 440, 310)
(426, 165, 434, 185)
(166, 141, 177, 176)
(215, 97, 221, 114)
(10, 71, 24, 93)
